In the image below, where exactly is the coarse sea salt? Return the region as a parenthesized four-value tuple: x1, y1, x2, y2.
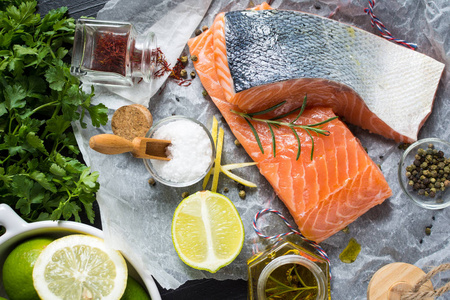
(150, 119, 213, 183)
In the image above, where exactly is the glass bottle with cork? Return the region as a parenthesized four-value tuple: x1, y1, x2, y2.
(248, 209, 331, 300)
(71, 19, 157, 87)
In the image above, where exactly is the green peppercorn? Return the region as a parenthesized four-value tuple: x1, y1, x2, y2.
(223, 187, 229, 193)
(202, 90, 208, 97)
(182, 192, 189, 198)
(191, 55, 198, 62)
(234, 139, 241, 147)
(180, 55, 188, 64)
(195, 29, 202, 36)
(148, 178, 156, 186)
(239, 190, 246, 199)
(180, 69, 187, 78)
(420, 162, 428, 169)
(202, 25, 209, 31)
(425, 226, 432, 236)
(190, 71, 196, 78)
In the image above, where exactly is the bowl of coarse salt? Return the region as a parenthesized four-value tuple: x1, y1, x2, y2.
(143, 115, 215, 187)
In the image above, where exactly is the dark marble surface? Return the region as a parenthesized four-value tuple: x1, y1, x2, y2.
(36, 0, 247, 298)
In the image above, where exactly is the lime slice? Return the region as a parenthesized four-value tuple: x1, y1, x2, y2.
(32, 234, 128, 300)
(171, 190, 245, 273)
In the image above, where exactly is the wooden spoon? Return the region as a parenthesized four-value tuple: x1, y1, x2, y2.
(89, 134, 171, 161)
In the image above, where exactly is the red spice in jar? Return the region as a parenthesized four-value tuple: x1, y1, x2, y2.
(91, 31, 129, 76)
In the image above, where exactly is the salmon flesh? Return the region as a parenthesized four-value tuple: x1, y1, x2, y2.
(187, 3, 443, 242)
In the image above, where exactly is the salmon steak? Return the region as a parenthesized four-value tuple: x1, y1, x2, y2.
(188, 3, 399, 243)
(211, 5, 444, 143)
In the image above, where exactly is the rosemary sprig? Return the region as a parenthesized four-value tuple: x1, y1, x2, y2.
(231, 95, 338, 160)
(265, 264, 318, 299)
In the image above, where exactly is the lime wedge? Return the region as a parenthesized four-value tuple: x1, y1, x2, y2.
(32, 234, 128, 300)
(171, 191, 245, 273)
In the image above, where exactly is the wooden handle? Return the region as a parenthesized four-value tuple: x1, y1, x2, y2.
(89, 134, 134, 155)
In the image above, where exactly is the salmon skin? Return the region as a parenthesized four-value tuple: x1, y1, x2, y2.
(188, 3, 393, 242)
(216, 9, 445, 143)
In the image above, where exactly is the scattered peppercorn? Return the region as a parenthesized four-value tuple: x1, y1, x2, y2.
(202, 90, 208, 97)
(425, 226, 432, 236)
(341, 226, 350, 234)
(190, 71, 196, 78)
(180, 55, 188, 65)
(191, 55, 198, 62)
(405, 143, 450, 198)
(234, 139, 241, 147)
(180, 69, 187, 78)
(238, 190, 246, 199)
(202, 25, 209, 31)
(223, 187, 229, 193)
(182, 192, 189, 198)
(148, 178, 156, 186)
(195, 29, 202, 36)
(398, 143, 411, 150)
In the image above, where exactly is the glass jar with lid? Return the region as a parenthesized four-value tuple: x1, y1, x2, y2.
(248, 222, 330, 300)
(70, 19, 157, 87)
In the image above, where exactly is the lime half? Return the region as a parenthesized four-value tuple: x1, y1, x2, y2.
(32, 234, 128, 300)
(171, 190, 245, 273)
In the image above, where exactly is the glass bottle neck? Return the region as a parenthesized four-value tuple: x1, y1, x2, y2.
(130, 31, 157, 82)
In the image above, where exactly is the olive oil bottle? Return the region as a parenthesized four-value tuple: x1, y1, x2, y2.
(247, 234, 330, 300)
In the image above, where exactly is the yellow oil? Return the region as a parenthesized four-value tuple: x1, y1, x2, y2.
(247, 235, 330, 300)
(264, 263, 318, 299)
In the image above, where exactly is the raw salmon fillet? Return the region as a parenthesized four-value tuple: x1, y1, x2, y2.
(211, 5, 444, 143)
(188, 3, 393, 242)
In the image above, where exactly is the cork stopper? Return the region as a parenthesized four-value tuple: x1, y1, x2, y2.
(367, 262, 434, 300)
(111, 104, 153, 141)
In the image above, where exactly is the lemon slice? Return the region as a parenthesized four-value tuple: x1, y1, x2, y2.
(32, 234, 128, 300)
(172, 191, 245, 273)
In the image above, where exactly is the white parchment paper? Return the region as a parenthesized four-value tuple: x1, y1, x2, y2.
(73, 0, 450, 298)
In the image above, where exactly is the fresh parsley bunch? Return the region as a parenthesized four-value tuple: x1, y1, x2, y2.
(0, 0, 108, 223)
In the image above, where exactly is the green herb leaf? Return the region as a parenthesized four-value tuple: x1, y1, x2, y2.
(268, 123, 276, 157)
(4, 83, 27, 110)
(26, 132, 49, 155)
(44, 64, 66, 91)
(244, 118, 264, 155)
(30, 170, 57, 193)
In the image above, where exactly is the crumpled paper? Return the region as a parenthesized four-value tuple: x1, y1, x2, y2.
(73, 0, 450, 298)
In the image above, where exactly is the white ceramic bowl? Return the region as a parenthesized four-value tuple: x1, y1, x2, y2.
(0, 204, 161, 299)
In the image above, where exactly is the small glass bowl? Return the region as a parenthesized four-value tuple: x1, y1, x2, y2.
(398, 138, 450, 210)
(143, 116, 215, 187)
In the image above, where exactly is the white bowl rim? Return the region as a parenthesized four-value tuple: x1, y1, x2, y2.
(0, 204, 161, 300)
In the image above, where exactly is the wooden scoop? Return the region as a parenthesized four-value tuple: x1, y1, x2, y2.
(89, 134, 171, 161)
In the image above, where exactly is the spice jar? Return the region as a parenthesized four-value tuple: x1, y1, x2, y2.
(248, 233, 330, 300)
(71, 19, 157, 86)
